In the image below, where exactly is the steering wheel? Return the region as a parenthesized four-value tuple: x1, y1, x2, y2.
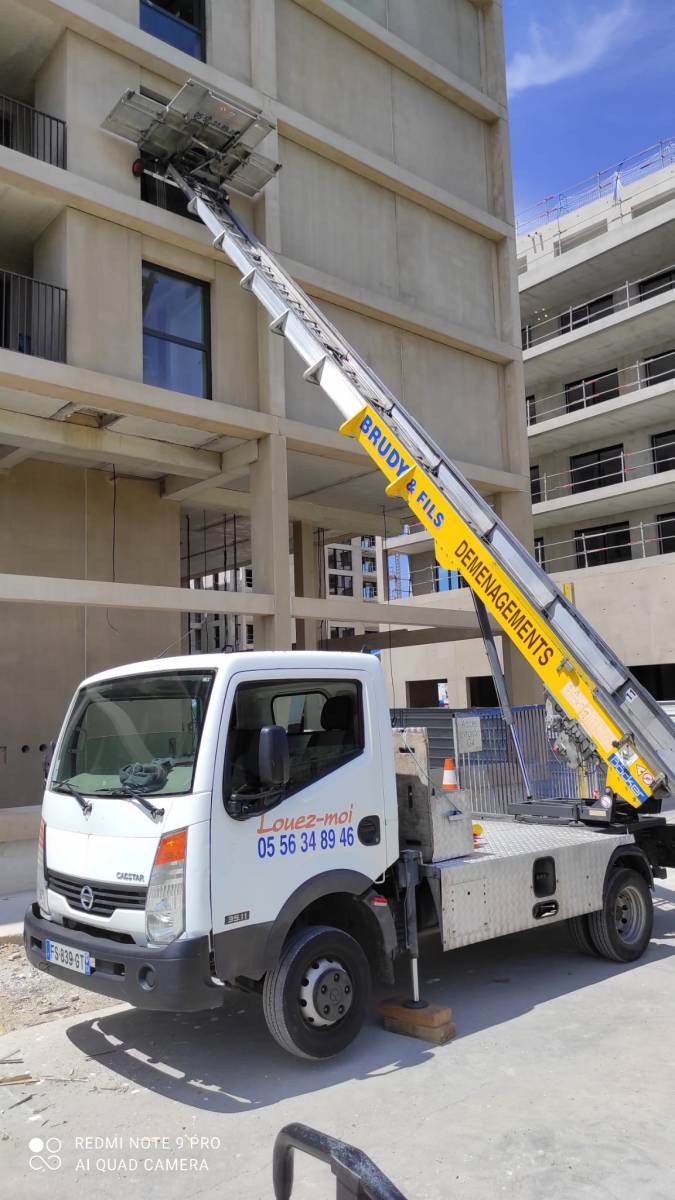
(119, 759, 169, 793)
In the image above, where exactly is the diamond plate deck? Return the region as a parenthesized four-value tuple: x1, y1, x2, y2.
(433, 818, 635, 950)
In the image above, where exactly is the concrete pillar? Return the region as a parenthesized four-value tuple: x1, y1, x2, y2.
(250, 435, 292, 649)
(292, 521, 318, 650)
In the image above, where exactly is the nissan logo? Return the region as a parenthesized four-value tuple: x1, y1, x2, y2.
(80, 885, 94, 911)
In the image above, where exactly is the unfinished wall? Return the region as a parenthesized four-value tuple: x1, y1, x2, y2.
(0, 462, 180, 808)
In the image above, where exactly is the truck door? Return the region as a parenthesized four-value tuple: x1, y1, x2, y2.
(210, 669, 390, 979)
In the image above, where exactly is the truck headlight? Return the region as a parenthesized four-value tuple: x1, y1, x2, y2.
(37, 818, 50, 918)
(145, 829, 186, 946)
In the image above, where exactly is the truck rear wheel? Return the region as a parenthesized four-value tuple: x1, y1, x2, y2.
(262, 924, 371, 1060)
(567, 914, 598, 955)
(588, 867, 653, 962)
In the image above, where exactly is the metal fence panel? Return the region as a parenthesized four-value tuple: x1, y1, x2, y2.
(392, 704, 604, 814)
(453, 705, 604, 814)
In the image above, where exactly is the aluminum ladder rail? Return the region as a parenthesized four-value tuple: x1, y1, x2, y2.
(170, 168, 675, 812)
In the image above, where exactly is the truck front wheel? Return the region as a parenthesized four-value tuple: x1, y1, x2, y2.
(588, 867, 653, 962)
(262, 924, 371, 1059)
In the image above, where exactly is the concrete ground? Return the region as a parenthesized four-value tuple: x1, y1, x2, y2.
(2, 880, 675, 1200)
(0, 890, 33, 945)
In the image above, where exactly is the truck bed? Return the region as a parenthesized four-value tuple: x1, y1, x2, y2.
(428, 817, 635, 951)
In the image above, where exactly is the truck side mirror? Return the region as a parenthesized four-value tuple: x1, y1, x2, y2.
(258, 725, 290, 789)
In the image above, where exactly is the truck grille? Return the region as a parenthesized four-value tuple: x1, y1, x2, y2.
(47, 870, 146, 917)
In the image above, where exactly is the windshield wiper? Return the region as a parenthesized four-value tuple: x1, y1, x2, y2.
(52, 780, 92, 817)
(94, 787, 165, 822)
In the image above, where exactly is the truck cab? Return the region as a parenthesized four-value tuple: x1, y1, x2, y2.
(25, 652, 399, 1058)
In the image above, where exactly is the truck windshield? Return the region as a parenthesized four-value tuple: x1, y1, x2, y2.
(51, 671, 214, 797)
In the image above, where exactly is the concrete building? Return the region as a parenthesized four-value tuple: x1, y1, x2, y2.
(519, 139, 675, 703)
(0, 0, 533, 868)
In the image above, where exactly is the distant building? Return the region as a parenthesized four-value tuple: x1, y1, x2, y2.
(520, 138, 675, 703)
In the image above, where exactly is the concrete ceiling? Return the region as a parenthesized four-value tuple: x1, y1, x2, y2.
(0, 183, 60, 255)
(520, 213, 675, 324)
(0, 0, 62, 103)
(286, 449, 404, 517)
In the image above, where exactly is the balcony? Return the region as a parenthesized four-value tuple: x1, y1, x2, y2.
(0, 269, 66, 362)
(528, 351, 675, 425)
(522, 265, 675, 352)
(0, 93, 66, 169)
(536, 514, 675, 575)
(533, 438, 675, 528)
(388, 562, 468, 599)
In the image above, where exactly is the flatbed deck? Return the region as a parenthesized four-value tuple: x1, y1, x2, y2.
(428, 817, 635, 950)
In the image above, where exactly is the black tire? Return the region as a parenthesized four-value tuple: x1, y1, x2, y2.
(262, 924, 371, 1060)
(567, 914, 598, 956)
(587, 867, 653, 963)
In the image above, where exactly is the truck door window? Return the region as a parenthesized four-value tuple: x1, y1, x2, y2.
(225, 678, 363, 802)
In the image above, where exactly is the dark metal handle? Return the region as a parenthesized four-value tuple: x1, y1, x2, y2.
(272, 1124, 408, 1200)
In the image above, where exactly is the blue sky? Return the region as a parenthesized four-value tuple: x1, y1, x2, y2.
(503, 0, 675, 218)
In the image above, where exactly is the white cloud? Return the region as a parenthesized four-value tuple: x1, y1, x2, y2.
(507, 1, 634, 95)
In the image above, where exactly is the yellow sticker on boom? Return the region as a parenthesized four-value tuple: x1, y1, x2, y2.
(341, 403, 657, 809)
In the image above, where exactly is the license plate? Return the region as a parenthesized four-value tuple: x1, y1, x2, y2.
(44, 939, 91, 975)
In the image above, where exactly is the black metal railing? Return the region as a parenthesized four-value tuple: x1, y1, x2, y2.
(0, 270, 67, 362)
(273, 1124, 407, 1200)
(0, 93, 66, 168)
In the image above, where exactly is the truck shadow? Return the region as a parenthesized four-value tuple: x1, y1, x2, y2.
(66, 885, 675, 1114)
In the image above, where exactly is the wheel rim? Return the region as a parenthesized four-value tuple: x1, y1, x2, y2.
(298, 956, 353, 1028)
(614, 883, 647, 946)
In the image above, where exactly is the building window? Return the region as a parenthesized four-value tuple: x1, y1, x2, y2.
(327, 548, 352, 571)
(142, 263, 211, 398)
(140, 170, 199, 222)
(651, 430, 675, 474)
(245, 623, 254, 646)
(645, 348, 675, 387)
(638, 268, 675, 303)
(468, 676, 498, 707)
(575, 522, 631, 569)
(534, 536, 546, 570)
(526, 394, 536, 425)
(657, 513, 675, 555)
(330, 626, 355, 639)
(560, 293, 614, 334)
(630, 662, 675, 701)
(362, 582, 377, 599)
(570, 444, 624, 493)
(361, 535, 375, 549)
(361, 555, 377, 574)
(564, 369, 619, 412)
(244, 567, 253, 589)
(530, 465, 542, 503)
(328, 575, 353, 597)
(140, 0, 205, 60)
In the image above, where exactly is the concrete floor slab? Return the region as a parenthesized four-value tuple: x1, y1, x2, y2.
(1, 878, 674, 1199)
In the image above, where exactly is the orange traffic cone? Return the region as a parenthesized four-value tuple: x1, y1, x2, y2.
(442, 756, 459, 790)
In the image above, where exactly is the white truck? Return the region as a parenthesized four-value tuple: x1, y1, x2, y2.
(23, 80, 675, 1058)
(24, 649, 675, 1059)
